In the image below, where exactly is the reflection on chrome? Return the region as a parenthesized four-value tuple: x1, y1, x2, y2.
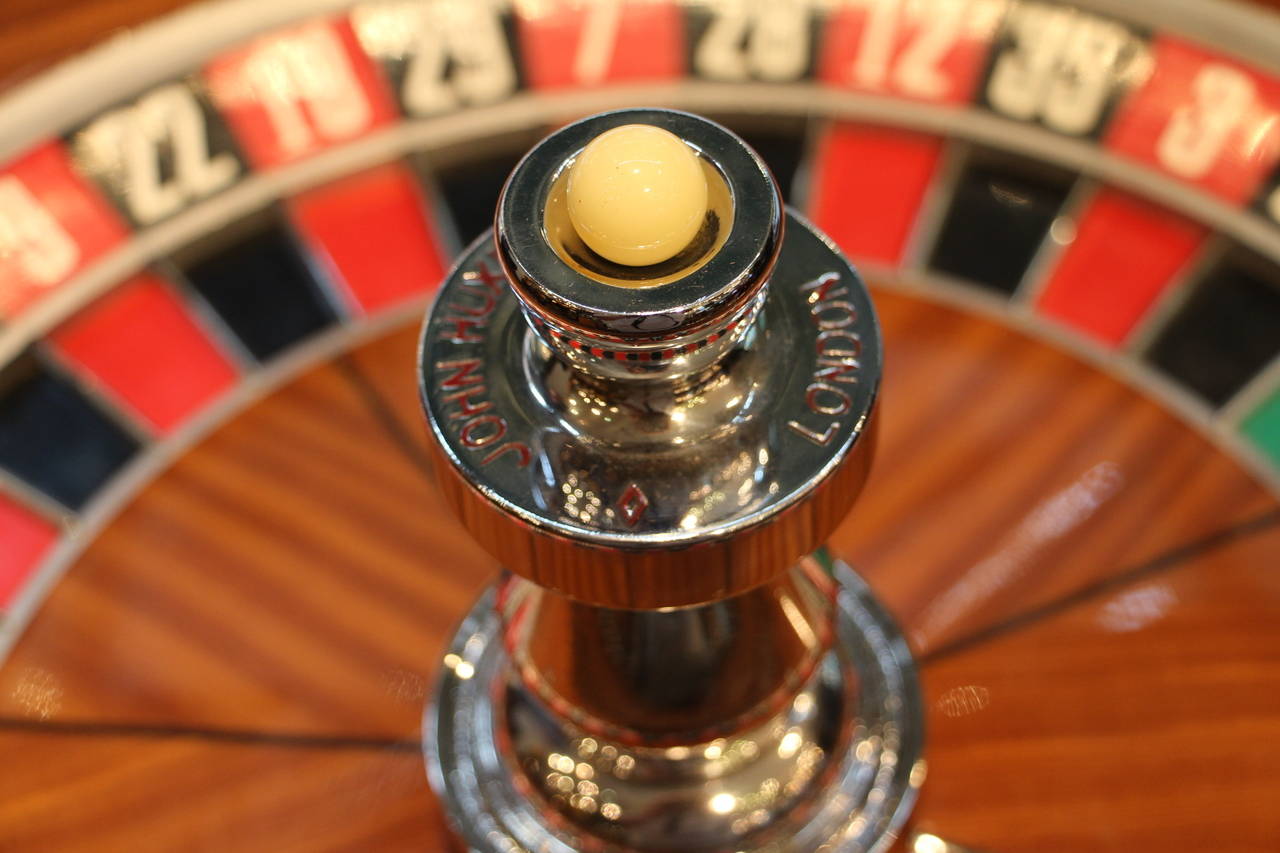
(478, 557, 918, 849)
(422, 110, 919, 851)
(509, 661, 832, 848)
(708, 792, 736, 815)
(429, 559, 923, 853)
(442, 652, 475, 680)
(501, 561, 835, 739)
(526, 320, 775, 536)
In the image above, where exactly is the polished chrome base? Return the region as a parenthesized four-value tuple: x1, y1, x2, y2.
(425, 561, 924, 852)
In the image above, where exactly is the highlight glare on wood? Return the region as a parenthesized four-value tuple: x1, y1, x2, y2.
(0, 2, 1278, 849)
(0, 291, 1275, 852)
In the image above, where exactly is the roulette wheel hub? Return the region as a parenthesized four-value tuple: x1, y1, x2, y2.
(428, 559, 922, 853)
(420, 109, 923, 851)
(0, 2, 1278, 851)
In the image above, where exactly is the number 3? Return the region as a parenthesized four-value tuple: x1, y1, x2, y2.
(1156, 64, 1255, 180)
(0, 177, 80, 286)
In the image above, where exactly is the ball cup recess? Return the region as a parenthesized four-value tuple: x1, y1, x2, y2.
(419, 109, 923, 852)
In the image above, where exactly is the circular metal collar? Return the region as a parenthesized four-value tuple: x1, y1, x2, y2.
(426, 560, 923, 851)
(496, 108, 782, 341)
(421, 213, 880, 608)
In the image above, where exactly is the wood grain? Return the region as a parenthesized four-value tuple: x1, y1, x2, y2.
(834, 289, 1277, 655)
(0, 731, 445, 852)
(0, 2, 1278, 850)
(0, 336, 494, 736)
(0, 292, 1275, 851)
(913, 522, 1280, 853)
(2, 0, 1278, 90)
(0, 0, 195, 90)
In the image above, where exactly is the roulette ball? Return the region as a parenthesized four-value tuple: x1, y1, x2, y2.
(0, 1, 1277, 851)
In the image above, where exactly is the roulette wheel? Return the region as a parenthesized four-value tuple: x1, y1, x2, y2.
(0, 0, 1278, 850)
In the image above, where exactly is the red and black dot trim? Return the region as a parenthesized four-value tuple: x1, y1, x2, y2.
(529, 314, 745, 363)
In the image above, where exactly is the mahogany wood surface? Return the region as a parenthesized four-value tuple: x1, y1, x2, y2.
(2, 0, 1280, 89)
(1, 2, 1279, 851)
(0, 290, 1276, 852)
(0, 0, 194, 89)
